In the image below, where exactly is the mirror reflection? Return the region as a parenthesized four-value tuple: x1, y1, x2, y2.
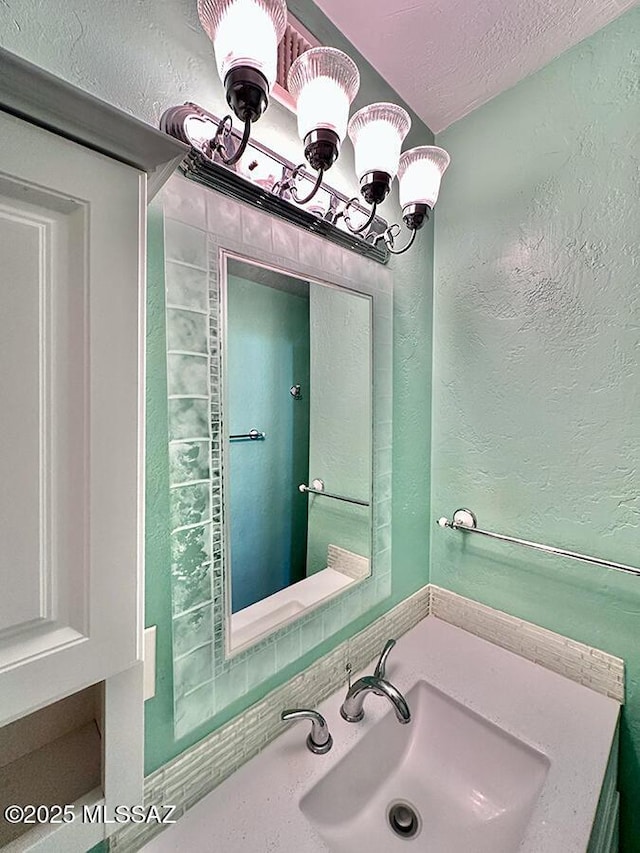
(223, 256, 372, 651)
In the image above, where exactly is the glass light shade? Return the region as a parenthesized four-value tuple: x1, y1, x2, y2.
(288, 47, 360, 143)
(197, 0, 287, 90)
(398, 146, 451, 210)
(348, 103, 411, 181)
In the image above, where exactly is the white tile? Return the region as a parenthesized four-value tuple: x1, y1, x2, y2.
(165, 219, 208, 269)
(322, 240, 343, 277)
(298, 232, 323, 271)
(163, 175, 207, 229)
(271, 218, 300, 259)
(275, 630, 302, 670)
(430, 584, 624, 701)
(206, 190, 242, 241)
(242, 205, 273, 252)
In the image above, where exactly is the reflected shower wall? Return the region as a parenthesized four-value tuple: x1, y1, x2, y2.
(226, 269, 310, 612)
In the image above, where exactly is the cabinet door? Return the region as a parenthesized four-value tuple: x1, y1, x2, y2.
(0, 111, 144, 724)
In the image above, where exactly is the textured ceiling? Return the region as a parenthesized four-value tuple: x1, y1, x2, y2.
(312, 0, 638, 132)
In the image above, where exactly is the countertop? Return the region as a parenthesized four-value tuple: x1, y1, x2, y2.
(142, 616, 620, 853)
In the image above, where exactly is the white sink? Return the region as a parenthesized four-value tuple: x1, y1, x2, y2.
(142, 617, 619, 853)
(301, 680, 549, 853)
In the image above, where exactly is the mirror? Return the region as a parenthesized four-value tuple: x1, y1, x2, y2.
(222, 255, 373, 652)
(164, 174, 393, 737)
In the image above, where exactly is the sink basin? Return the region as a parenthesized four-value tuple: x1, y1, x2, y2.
(301, 680, 549, 853)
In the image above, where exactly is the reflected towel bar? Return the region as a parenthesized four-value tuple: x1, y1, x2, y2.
(230, 429, 265, 441)
(299, 479, 370, 508)
(437, 508, 640, 578)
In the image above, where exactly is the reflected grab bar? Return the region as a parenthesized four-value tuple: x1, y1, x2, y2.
(437, 508, 640, 578)
(299, 479, 370, 508)
(230, 428, 265, 441)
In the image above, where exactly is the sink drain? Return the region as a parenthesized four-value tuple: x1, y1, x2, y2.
(387, 800, 422, 840)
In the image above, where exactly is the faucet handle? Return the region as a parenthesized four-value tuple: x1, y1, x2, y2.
(373, 638, 396, 679)
(281, 708, 333, 754)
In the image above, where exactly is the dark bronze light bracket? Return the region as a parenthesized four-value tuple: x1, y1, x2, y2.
(367, 201, 431, 256)
(160, 103, 391, 265)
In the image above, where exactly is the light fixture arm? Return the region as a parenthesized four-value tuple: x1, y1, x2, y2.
(341, 197, 378, 235)
(384, 223, 417, 256)
(210, 114, 252, 166)
(382, 201, 432, 255)
(273, 163, 325, 205)
(291, 170, 324, 204)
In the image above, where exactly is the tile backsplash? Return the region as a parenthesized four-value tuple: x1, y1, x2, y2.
(430, 586, 625, 702)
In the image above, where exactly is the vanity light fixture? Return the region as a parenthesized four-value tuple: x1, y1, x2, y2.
(182, 0, 451, 259)
(281, 46, 360, 204)
(383, 145, 451, 255)
(344, 102, 411, 234)
(197, 0, 288, 165)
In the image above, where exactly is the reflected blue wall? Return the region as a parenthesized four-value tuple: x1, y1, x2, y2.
(226, 274, 310, 612)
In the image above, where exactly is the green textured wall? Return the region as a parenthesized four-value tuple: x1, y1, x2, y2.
(432, 9, 640, 850)
(0, 0, 433, 773)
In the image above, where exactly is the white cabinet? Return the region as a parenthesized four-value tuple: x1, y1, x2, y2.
(0, 44, 187, 851)
(0, 110, 144, 725)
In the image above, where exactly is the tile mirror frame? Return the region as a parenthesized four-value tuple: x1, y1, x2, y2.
(161, 174, 393, 739)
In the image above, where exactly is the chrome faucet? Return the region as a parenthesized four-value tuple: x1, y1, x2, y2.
(373, 637, 396, 679)
(340, 639, 411, 724)
(281, 708, 333, 754)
